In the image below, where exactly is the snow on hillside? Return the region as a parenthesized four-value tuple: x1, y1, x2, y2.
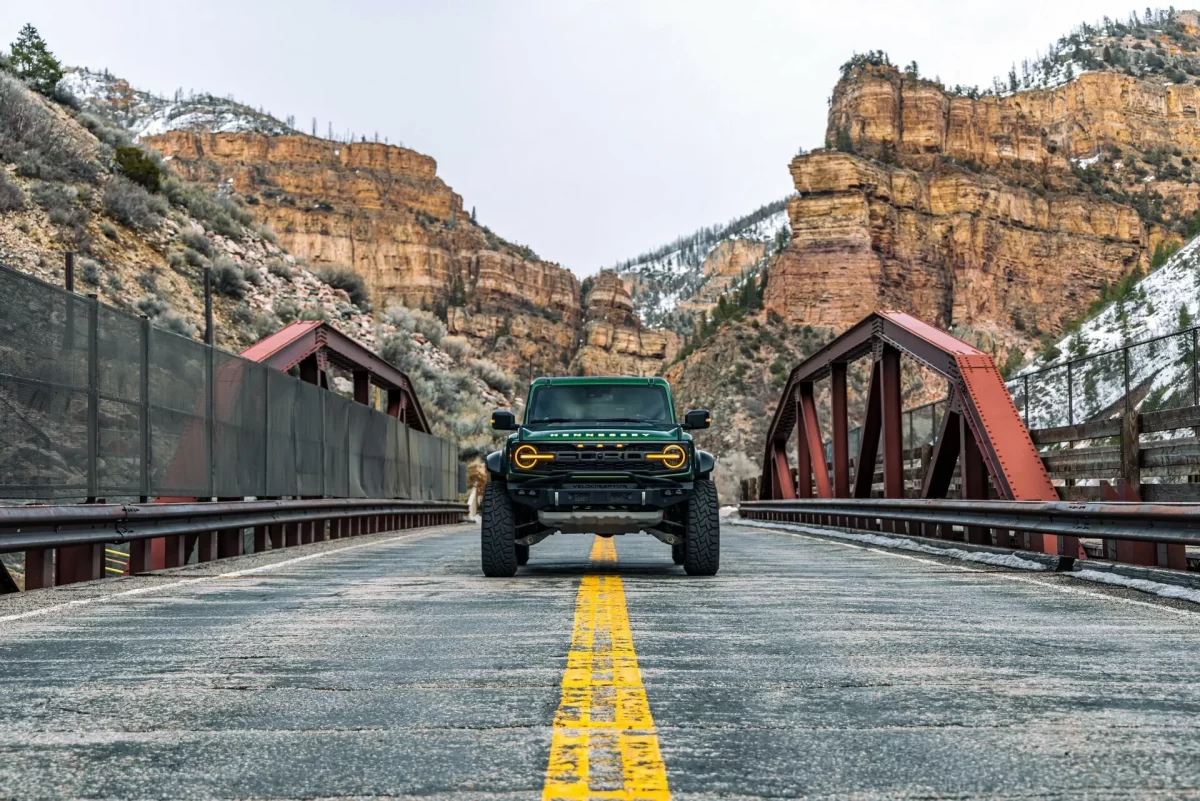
(615, 200, 791, 332)
(1012, 236, 1200, 429)
(60, 68, 296, 140)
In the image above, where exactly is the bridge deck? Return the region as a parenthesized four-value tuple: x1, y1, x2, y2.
(1, 523, 1198, 799)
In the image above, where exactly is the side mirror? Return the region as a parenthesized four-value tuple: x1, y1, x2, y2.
(682, 409, 711, 430)
(490, 410, 518, 431)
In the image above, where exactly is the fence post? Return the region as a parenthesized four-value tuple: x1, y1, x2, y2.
(1123, 347, 1131, 414)
(64, 252, 75, 350)
(86, 294, 99, 502)
(206, 326, 215, 500)
(140, 315, 151, 501)
(1192, 327, 1198, 407)
(1067, 361, 1074, 426)
(320, 388, 327, 498)
(262, 369, 270, 497)
(1023, 375, 1029, 428)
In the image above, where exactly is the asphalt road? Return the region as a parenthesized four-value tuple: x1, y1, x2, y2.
(1, 520, 1199, 800)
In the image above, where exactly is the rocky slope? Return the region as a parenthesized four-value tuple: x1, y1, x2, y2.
(766, 10, 1200, 363)
(65, 68, 674, 382)
(0, 68, 513, 455)
(615, 199, 790, 335)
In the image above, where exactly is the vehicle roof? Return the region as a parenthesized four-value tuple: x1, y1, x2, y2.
(528, 376, 671, 387)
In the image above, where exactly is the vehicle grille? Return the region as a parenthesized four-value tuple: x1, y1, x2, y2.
(517, 443, 684, 474)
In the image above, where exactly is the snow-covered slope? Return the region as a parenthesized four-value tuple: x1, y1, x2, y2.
(614, 199, 791, 333)
(60, 68, 296, 139)
(1013, 236, 1200, 429)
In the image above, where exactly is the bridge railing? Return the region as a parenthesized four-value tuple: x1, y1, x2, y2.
(0, 262, 460, 504)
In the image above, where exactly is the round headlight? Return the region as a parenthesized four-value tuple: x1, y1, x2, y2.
(513, 444, 553, 470)
(649, 444, 687, 470)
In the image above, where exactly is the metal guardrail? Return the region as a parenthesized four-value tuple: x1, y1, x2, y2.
(0, 499, 466, 553)
(739, 499, 1200, 547)
(2, 498, 467, 591)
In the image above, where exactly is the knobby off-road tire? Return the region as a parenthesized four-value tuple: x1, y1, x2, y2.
(481, 482, 519, 577)
(682, 478, 719, 576)
(516, 544, 530, 566)
(671, 542, 685, 565)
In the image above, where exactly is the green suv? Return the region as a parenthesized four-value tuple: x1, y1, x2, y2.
(481, 376, 719, 577)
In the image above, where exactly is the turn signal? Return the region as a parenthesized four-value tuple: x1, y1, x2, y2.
(513, 444, 554, 470)
(646, 444, 687, 470)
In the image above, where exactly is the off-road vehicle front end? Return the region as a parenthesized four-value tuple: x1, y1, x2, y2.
(481, 377, 719, 577)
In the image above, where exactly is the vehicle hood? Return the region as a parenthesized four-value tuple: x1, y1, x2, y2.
(517, 426, 685, 443)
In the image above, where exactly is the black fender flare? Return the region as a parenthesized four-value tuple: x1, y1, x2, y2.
(696, 449, 715, 478)
(485, 449, 505, 477)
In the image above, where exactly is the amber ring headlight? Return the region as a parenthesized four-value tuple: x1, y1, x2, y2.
(647, 444, 687, 470)
(513, 444, 554, 470)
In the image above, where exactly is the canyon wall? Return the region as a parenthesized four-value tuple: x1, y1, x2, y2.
(571, 271, 680, 376)
(146, 131, 666, 377)
(766, 65, 1187, 352)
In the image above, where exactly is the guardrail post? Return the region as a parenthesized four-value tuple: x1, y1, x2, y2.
(196, 531, 217, 562)
(129, 539, 152, 573)
(24, 549, 53, 590)
(1121, 406, 1141, 495)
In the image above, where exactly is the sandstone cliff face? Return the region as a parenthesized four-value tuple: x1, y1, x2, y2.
(144, 131, 586, 376)
(767, 152, 1147, 341)
(571, 271, 680, 376)
(767, 64, 1186, 355)
(830, 65, 1200, 195)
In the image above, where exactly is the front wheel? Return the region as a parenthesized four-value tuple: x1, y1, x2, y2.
(481, 482, 518, 577)
(682, 478, 719, 576)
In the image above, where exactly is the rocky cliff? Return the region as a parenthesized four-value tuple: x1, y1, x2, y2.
(141, 130, 585, 376)
(767, 25, 1200, 357)
(570, 271, 679, 376)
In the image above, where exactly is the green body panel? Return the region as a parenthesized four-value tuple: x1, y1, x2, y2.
(495, 376, 703, 483)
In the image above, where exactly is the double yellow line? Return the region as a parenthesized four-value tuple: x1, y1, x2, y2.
(542, 537, 671, 800)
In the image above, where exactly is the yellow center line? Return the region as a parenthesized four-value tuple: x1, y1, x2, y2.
(543, 537, 671, 801)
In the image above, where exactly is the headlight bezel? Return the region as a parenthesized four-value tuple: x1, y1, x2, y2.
(646, 443, 688, 470)
(512, 443, 554, 470)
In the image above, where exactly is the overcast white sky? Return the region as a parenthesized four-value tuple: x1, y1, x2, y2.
(3, 1, 1138, 275)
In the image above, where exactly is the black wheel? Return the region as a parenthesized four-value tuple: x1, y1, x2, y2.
(682, 478, 719, 576)
(481, 482, 518, 577)
(516, 543, 530, 565)
(671, 542, 685, 565)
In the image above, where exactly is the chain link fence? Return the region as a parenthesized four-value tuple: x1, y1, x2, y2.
(0, 264, 460, 503)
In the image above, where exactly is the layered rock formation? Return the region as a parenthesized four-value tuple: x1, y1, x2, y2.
(766, 62, 1189, 353)
(571, 271, 679, 376)
(768, 151, 1148, 339)
(145, 131, 672, 378)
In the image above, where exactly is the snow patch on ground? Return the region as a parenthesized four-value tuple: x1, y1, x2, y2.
(617, 206, 790, 329)
(733, 517, 1049, 571)
(60, 68, 297, 140)
(1074, 569, 1200, 605)
(1011, 234, 1200, 429)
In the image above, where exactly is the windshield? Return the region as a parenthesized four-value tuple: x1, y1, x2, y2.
(526, 384, 673, 425)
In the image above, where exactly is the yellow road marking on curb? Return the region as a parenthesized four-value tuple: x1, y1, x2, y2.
(543, 537, 670, 801)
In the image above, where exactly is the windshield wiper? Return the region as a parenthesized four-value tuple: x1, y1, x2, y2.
(527, 418, 577, 424)
(593, 417, 664, 424)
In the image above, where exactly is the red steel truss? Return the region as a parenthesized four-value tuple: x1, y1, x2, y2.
(759, 311, 1064, 554)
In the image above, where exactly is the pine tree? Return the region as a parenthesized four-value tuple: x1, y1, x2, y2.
(9, 24, 63, 96)
(470, 206, 477, 224)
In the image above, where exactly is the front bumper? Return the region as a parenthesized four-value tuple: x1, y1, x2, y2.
(508, 476, 693, 534)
